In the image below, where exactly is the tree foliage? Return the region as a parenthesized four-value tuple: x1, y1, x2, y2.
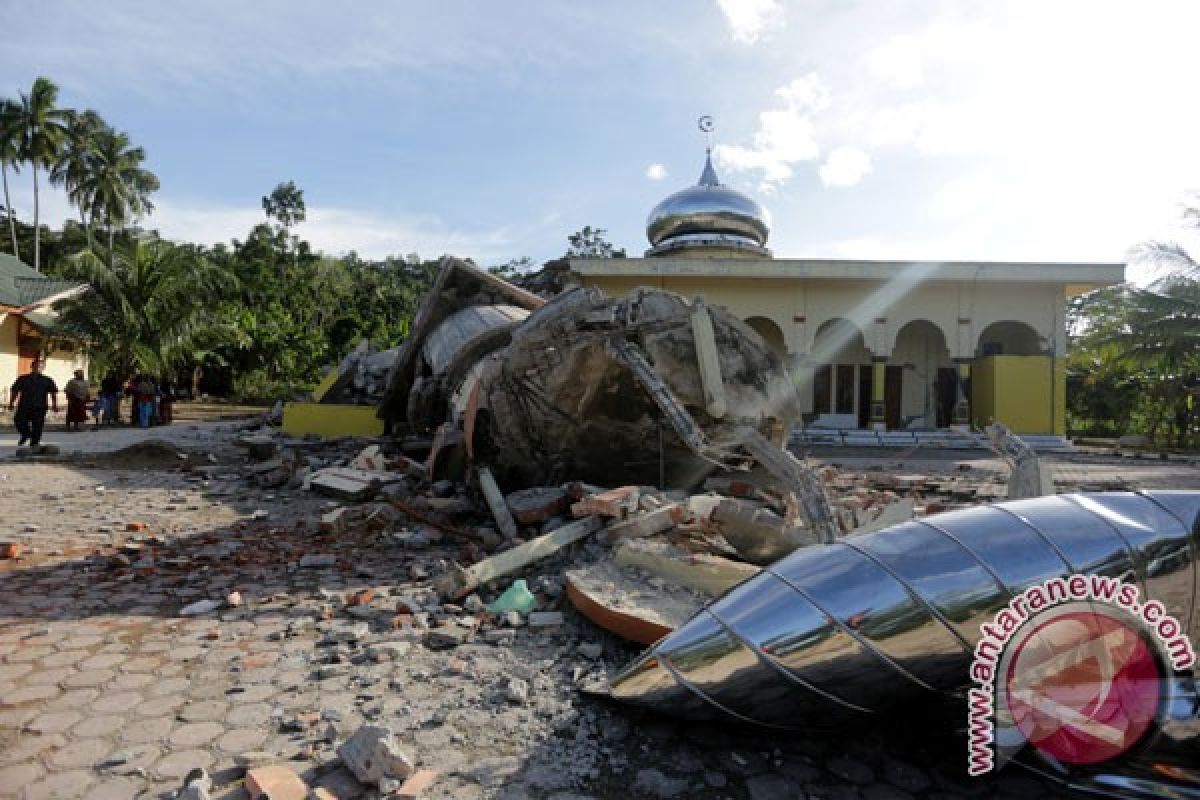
(1067, 277, 1200, 445)
(566, 225, 625, 258)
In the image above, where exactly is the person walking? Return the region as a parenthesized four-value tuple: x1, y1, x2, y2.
(134, 374, 156, 428)
(64, 369, 90, 432)
(100, 372, 121, 426)
(9, 359, 59, 449)
(158, 377, 174, 426)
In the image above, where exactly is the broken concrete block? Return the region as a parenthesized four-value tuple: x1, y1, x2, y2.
(319, 507, 350, 535)
(605, 505, 678, 540)
(350, 444, 387, 471)
(711, 498, 816, 565)
(246, 765, 308, 800)
(426, 623, 473, 649)
(505, 677, 529, 704)
(310, 471, 376, 501)
(367, 641, 411, 661)
(505, 487, 568, 525)
(613, 538, 760, 596)
(179, 767, 213, 800)
(336, 725, 414, 785)
(570, 486, 639, 519)
(180, 599, 220, 616)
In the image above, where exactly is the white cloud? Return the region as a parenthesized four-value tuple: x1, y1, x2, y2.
(715, 0, 783, 44)
(819, 147, 871, 188)
(645, 163, 668, 181)
(713, 72, 828, 190)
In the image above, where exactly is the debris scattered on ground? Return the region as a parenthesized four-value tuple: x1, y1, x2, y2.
(319, 338, 401, 405)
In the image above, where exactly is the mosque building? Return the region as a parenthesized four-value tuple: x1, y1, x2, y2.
(570, 148, 1123, 440)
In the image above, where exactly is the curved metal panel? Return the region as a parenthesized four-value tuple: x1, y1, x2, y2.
(923, 506, 1071, 593)
(657, 611, 843, 727)
(712, 571, 882, 712)
(998, 495, 1139, 579)
(770, 544, 966, 690)
(852, 521, 1010, 647)
(1065, 493, 1193, 632)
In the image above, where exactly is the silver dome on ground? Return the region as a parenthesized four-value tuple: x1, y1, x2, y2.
(645, 151, 771, 254)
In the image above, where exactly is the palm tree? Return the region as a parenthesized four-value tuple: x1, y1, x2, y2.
(76, 128, 159, 255)
(12, 77, 68, 271)
(55, 236, 236, 378)
(1131, 198, 1200, 278)
(0, 99, 21, 257)
(50, 108, 108, 246)
(1071, 278, 1200, 446)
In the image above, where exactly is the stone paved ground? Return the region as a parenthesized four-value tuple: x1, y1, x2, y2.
(2, 425, 1193, 799)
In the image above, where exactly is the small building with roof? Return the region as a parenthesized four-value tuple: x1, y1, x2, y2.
(0, 253, 88, 403)
(571, 149, 1123, 440)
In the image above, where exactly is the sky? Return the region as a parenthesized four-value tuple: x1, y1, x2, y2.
(2, 0, 1199, 283)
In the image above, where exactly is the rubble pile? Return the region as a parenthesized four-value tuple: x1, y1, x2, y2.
(320, 339, 402, 406)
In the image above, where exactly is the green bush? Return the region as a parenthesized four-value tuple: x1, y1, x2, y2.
(231, 370, 312, 405)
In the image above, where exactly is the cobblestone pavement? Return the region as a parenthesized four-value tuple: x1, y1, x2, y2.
(5, 431, 1183, 798)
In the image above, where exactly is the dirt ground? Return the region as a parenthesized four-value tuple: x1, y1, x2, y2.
(0, 423, 1196, 799)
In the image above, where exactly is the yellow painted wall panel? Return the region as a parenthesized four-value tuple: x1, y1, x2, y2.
(282, 402, 384, 438)
(971, 355, 1064, 434)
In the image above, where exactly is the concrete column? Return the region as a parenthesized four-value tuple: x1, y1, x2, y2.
(870, 358, 887, 431)
(953, 359, 971, 430)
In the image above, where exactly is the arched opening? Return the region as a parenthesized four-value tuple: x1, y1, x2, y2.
(809, 318, 872, 428)
(977, 320, 1043, 357)
(744, 316, 786, 357)
(892, 320, 954, 429)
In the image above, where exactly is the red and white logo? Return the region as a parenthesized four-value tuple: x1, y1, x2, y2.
(1004, 608, 1162, 765)
(966, 574, 1194, 775)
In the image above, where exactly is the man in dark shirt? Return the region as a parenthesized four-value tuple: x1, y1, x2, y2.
(9, 359, 59, 448)
(100, 371, 121, 426)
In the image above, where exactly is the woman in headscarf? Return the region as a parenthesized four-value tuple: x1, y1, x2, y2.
(64, 369, 90, 433)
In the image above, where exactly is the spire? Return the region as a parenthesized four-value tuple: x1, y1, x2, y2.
(698, 148, 720, 187)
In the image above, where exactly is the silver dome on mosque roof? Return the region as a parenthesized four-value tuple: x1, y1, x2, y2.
(645, 150, 771, 256)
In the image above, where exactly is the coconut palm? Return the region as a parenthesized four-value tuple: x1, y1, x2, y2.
(11, 77, 68, 271)
(55, 236, 236, 378)
(0, 98, 22, 257)
(50, 108, 108, 246)
(1070, 277, 1200, 445)
(76, 128, 159, 254)
(1131, 198, 1200, 278)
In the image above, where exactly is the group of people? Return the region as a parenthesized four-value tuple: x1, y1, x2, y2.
(8, 361, 176, 448)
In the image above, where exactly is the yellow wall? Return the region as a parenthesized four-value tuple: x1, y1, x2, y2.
(282, 402, 385, 438)
(971, 355, 1065, 435)
(0, 313, 87, 405)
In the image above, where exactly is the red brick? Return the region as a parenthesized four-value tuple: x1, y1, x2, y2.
(570, 486, 639, 519)
(245, 765, 307, 800)
(125, 522, 147, 532)
(346, 588, 374, 606)
(0, 542, 21, 559)
(397, 769, 439, 799)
